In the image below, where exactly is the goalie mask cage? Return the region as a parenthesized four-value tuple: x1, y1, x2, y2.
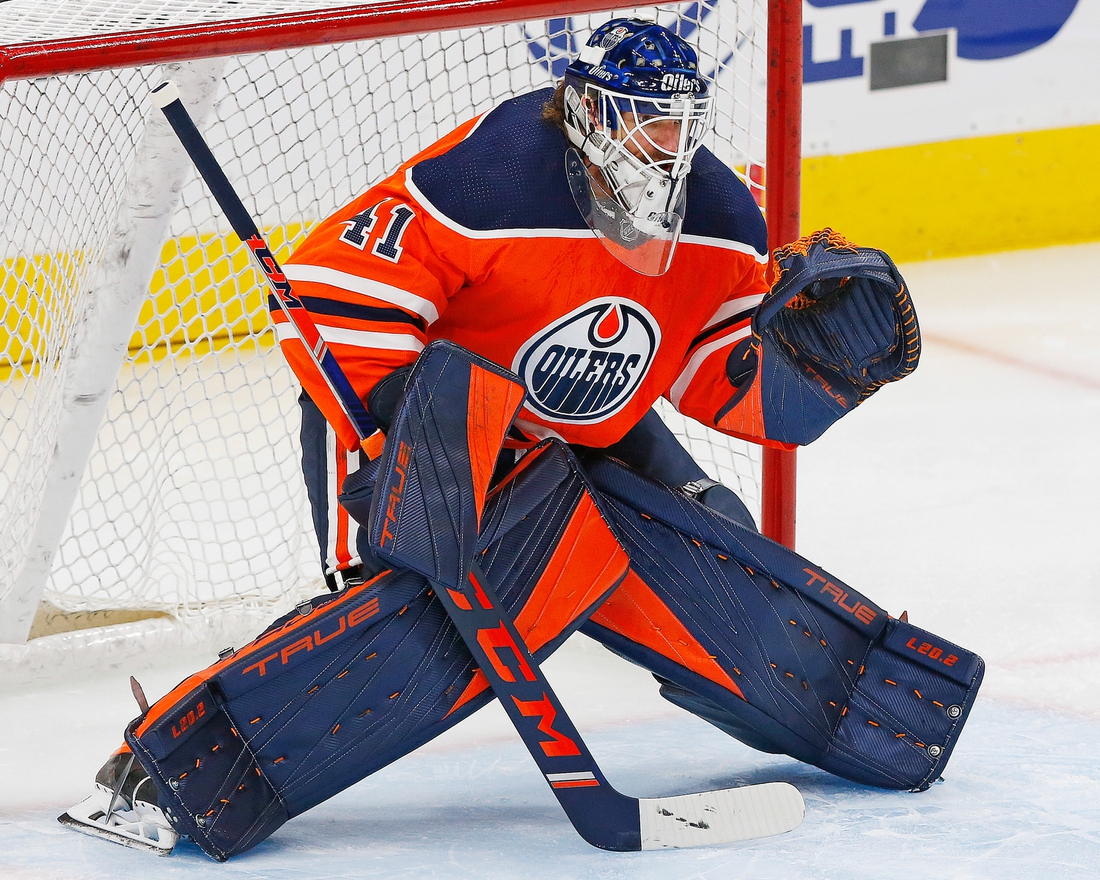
(0, 0, 801, 681)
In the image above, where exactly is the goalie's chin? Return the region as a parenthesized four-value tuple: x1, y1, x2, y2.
(565, 149, 683, 276)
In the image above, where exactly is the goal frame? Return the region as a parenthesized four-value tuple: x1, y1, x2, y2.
(0, 0, 801, 657)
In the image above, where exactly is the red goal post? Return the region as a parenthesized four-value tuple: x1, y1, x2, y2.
(0, 0, 800, 676)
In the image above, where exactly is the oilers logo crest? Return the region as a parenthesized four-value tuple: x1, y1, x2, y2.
(512, 298, 660, 424)
(599, 25, 631, 49)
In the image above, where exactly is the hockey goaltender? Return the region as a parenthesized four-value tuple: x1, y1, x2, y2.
(60, 17, 983, 858)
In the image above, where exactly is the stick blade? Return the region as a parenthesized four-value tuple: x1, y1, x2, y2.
(639, 781, 804, 850)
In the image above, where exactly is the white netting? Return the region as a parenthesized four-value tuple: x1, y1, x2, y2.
(1, 0, 373, 44)
(0, 1, 768, 660)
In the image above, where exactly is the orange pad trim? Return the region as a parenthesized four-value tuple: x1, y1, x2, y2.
(447, 492, 629, 714)
(134, 570, 393, 737)
(466, 362, 525, 530)
(589, 568, 746, 700)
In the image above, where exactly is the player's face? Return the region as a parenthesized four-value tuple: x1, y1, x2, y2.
(618, 112, 683, 161)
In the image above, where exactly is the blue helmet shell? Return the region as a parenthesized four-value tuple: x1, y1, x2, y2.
(563, 18, 710, 114)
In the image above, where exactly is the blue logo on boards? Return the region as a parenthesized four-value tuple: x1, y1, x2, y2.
(512, 298, 660, 424)
(522, 2, 1080, 88)
(912, 0, 1079, 61)
(804, 0, 1080, 83)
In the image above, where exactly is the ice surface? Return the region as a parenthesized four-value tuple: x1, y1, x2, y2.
(2, 243, 1099, 878)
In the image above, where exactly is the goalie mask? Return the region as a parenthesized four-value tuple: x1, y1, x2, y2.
(562, 17, 714, 275)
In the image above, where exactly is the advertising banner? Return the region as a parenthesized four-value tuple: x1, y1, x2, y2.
(802, 0, 1100, 154)
(799, 0, 1100, 257)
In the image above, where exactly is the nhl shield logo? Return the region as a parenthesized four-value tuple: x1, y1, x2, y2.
(512, 298, 660, 424)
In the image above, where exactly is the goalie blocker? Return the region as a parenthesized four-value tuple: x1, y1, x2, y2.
(110, 343, 981, 859)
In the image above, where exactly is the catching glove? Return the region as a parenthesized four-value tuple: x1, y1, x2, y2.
(718, 229, 920, 446)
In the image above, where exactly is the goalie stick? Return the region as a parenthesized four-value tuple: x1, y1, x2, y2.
(150, 80, 804, 851)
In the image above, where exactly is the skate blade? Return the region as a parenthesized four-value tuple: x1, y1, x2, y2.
(58, 803, 177, 856)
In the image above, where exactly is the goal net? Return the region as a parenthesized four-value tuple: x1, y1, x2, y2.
(0, 0, 789, 682)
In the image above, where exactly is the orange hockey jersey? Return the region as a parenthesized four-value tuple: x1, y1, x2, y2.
(279, 89, 769, 452)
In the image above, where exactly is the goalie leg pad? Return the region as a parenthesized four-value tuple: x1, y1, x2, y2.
(125, 569, 430, 860)
(124, 440, 627, 860)
(579, 456, 983, 792)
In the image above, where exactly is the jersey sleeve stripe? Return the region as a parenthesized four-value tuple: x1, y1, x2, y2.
(274, 321, 425, 353)
(269, 294, 428, 333)
(678, 233, 768, 262)
(511, 417, 567, 444)
(701, 294, 765, 330)
(324, 427, 363, 574)
(690, 311, 755, 351)
(283, 262, 440, 324)
(668, 325, 753, 409)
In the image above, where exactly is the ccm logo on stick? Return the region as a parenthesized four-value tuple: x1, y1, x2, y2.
(513, 694, 582, 758)
(905, 638, 958, 667)
(804, 568, 878, 625)
(477, 623, 537, 684)
(245, 235, 302, 308)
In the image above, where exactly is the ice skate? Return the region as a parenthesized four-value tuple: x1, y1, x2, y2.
(58, 748, 178, 856)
